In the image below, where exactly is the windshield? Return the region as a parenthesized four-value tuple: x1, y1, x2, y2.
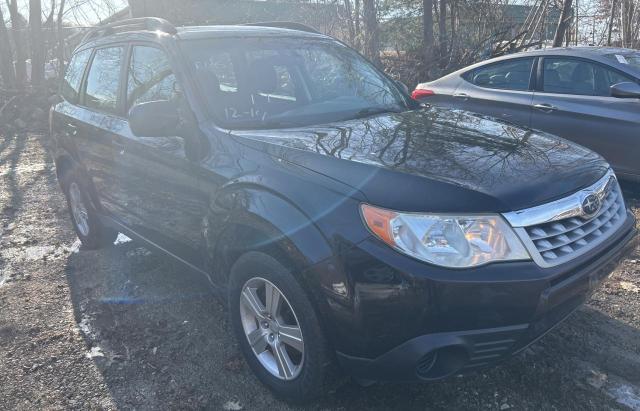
(605, 52, 640, 70)
(182, 37, 409, 129)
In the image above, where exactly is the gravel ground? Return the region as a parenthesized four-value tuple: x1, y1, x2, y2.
(1, 132, 639, 410)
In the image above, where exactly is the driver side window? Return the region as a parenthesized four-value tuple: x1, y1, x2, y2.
(127, 46, 180, 111)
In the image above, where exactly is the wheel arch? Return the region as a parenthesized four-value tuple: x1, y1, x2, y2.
(205, 184, 334, 289)
(54, 153, 76, 184)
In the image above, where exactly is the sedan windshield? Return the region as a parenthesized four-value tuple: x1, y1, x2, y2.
(182, 37, 409, 129)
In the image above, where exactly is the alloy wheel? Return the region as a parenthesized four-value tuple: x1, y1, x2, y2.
(239, 277, 304, 380)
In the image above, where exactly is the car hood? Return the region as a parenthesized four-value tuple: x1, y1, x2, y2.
(230, 107, 609, 213)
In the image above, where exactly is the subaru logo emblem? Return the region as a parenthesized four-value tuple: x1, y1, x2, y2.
(581, 194, 601, 218)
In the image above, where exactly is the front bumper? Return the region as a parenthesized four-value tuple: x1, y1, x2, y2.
(333, 213, 638, 382)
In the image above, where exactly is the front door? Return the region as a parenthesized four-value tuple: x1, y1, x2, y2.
(115, 44, 208, 268)
(531, 57, 640, 177)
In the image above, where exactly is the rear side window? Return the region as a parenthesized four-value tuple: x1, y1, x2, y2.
(127, 46, 179, 110)
(467, 58, 534, 91)
(61, 49, 92, 104)
(84, 47, 124, 114)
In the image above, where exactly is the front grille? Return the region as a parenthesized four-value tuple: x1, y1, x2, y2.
(516, 177, 626, 267)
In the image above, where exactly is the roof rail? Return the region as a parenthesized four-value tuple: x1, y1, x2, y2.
(81, 17, 177, 44)
(241, 21, 321, 34)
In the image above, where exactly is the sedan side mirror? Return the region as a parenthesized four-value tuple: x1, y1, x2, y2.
(129, 101, 180, 137)
(611, 82, 640, 99)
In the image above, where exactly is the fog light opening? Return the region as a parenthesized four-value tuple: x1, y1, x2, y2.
(415, 346, 469, 380)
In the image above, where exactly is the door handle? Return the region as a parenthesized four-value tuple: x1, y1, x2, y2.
(453, 93, 469, 100)
(66, 124, 79, 136)
(111, 136, 126, 154)
(533, 103, 557, 113)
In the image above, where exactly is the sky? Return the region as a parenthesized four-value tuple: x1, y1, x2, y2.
(2, 0, 128, 26)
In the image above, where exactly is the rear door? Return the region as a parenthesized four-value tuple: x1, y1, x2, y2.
(531, 57, 640, 177)
(75, 45, 128, 217)
(454, 57, 536, 127)
(53, 47, 93, 171)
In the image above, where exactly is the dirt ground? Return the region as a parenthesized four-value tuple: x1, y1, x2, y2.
(1, 132, 639, 410)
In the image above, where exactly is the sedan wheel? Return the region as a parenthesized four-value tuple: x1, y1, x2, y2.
(239, 277, 304, 380)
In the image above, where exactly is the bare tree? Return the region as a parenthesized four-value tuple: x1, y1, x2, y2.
(553, 0, 574, 46)
(0, 4, 16, 88)
(57, 0, 66, 75)
(362, 0, 381, 66)
(438, 0, 447, 60)
(30, 0, 45, 87)
(606, 0, 617, 45)
(422, 0, 435, 65)
(6, 0, 27, 88)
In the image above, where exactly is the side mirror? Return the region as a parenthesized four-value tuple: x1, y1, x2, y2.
(129, 101, 180, 137)
(394, 80, 410, 95)
(611, 82, 640, 99)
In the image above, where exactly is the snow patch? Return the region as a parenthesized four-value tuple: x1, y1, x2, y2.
(86, 346, 105, 359)
(114, 233, 132, 245)
(23, 245, 55, 261)
(222, 400, 243, 410)
(78, 313, 97, 340)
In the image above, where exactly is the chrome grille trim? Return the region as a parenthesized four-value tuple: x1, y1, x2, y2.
(503, 170, 627, 268)
(503, 169, 617, 228)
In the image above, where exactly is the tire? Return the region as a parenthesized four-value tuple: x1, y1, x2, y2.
(61, 169, 117, 250)
(228, 251, 334, 403)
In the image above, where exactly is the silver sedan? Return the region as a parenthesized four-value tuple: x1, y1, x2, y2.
(413, 47, 640, 182)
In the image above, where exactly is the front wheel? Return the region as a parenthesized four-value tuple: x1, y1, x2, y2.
(228, 251, 334, 402)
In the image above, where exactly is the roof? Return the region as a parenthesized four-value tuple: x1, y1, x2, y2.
(510, 46, 639, 58)
(445, 46, 640, 79)
(77, 23, 331, 50)
(175, 25, 330, 41)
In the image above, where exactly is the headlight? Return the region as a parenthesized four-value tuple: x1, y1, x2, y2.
(361, 204, 530, 268)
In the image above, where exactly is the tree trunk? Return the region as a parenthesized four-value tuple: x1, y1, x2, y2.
(607, 0, 617, 45)
(422, 0, 434, 66)
(57, 0, 66, 77)
(449, 0, 456, 54)
(438, 0, 447, 61)
(354, 0, 362, 49)
(0, 5, 16, 88)
(553, 0, 574, 47)
(30, 0, 45, 87)
(7, 0, 27, 88)
(344, 0, 355, 46)
(362, 0, 380, 67)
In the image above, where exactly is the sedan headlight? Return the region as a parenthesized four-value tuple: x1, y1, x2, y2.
(361, 204, 530, 268)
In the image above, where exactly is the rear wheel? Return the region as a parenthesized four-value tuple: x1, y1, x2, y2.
(228, 251, 334, 402)
(62, 170, 117, 249)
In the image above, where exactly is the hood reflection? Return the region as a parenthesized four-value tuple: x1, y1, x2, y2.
(232, 107, 608, 210)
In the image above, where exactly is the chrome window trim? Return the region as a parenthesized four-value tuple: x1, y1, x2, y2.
(503, 169, 617, 228)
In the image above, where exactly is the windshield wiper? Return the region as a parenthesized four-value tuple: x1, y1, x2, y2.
(352, 107, 401, 120)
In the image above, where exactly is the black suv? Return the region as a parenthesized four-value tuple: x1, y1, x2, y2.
(50, 18, 637, 402)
